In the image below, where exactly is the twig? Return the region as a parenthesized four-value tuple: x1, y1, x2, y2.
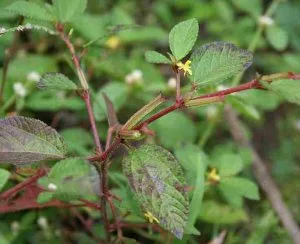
(224, 105, 300, 244)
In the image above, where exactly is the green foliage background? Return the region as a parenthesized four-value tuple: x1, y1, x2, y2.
(1, 0, 300, 243)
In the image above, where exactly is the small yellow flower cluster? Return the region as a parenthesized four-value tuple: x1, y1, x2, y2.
(144, 211, 159, 224)
(207, 168, 221, 183)
(176, 60, 192, 76)
(105, 36, 121, 50)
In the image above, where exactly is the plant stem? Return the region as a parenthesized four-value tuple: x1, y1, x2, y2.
(176, 72, 181, 102)
(101, 163, 110, 242)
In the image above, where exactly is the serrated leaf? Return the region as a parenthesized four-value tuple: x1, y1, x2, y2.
(5, 1, 53, 21)
(261, 79, 300, 105)
(145, 51, 171, 64)
(0, 116, 66, 165)
(0, 116, 66, 164)
(266, 26, 289, 51)
(169, 18, 198, 60)
(52, 0, 87, 23)
(191, 42, 253, 85)
(38, 158, 99, 202)
(0, 169, 10, 191)
(37, 73, 78, 91)
(122, 144, 189, 239)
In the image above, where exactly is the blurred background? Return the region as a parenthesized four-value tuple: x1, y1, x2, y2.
(1, 0, 300, 243)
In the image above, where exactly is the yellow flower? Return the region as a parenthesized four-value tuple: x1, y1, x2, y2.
(207, 168, 221, 183)
(176, 60, 192, 76)
(144, 211, 159, 224)
(105, 36, 121, 50)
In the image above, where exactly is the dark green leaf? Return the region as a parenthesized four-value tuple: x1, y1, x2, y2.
(0, 116, 66, 165)
(191, 42, 253, 85)
(122, 144, 189, 239)
(169, 18, 198, 60)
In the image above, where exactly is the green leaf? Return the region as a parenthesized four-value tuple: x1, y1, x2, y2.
(216, 154, 243, 177)
(169, 18, 198, 60)
(26, 91, 84, 112)
(145, 51, 171, 64)
(122, 144, 189, 239)
(38, 158, 99, 202)
(175, 144, 207, 235)
(37, 73, 78, 91)
(219, 177, 260, 203)
(199, 200, 248, 224)
(52, 0, 87, 23)
(230, 0, 262, 17)
(0, 116, 66, 165)
(61, 128, 93, 156)
(191, 42, 253, 85)
(266, 26, 289, 51)
(262, 79, 300, 105)
(93, 82, 128, 121)
(150, 111, 197, 149)
(0, 169, 10, 191)
(5, 1, 53, 21)
(227, 96, 260, 121)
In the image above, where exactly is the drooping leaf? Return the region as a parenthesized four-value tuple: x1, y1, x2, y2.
(5, 1, 53, 21)
(102, 93, 119, 127)
(169, 18, 199, 60)
(52, 0, 87, 23)
(0, 169, 10, 191)
(122, 144, 189, 239)
(191, 42, 253, 85)
(145, 51, 171, 64)
(37, 73, 78, 91)
(227, 96, 260, 121)
(0, 116, 66, 164)
(38, 158, 99, 202)
(261, 79, 300, 105)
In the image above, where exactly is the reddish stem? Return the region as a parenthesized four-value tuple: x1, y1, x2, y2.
(82, 90, 102, 154)
(0, 169, 46, 200)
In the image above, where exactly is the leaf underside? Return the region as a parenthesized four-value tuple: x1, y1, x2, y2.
(122, 144, 189, 239)
(0, 116, 66, 165)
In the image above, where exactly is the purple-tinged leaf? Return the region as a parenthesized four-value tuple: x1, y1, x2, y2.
(0, 116, 66, 165)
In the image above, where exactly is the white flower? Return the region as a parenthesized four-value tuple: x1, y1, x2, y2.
(11, 221, 20, 235)
(0, 27, 6, 34)
(216, 85, 228, 91)
(259, 15, 274, 26)
(125, 69, 143, 85)
(13, 82, 27, 97)
(47, 183, 57, 191)
(37, 216, 48, 229)
(206, 105, 218, 121)
(167, 77, 177, 89)
(27, 71, 41, 82)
